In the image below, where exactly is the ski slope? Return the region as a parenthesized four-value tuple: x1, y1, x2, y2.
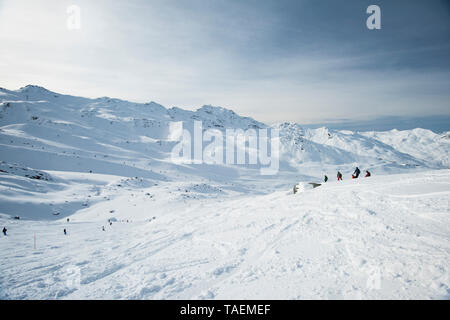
(0, 85, 449, 299)
(0, 170, 449, 299)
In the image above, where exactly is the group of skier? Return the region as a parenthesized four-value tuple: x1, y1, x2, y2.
(2, 218, 115, 238)
(324, 167, 371, 183)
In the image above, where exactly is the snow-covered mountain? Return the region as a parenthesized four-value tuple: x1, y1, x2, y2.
(1, 84, 449, 218)
(0, 85, 449, 299)
(1, 85, 447, 181)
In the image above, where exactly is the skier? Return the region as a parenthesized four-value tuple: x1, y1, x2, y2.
(337, 171, 343, 181)
(352, 167, 361, 179)
(67, 218, 70, 222)
(365, 170, 371, 177)
(324, 175, 328, 182)
(63, 228, 67, 235)
(2, 227, 7, 236)
(102, 226, 105, 231)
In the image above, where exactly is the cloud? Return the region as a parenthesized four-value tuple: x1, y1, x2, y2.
(0, 0, 449, 123)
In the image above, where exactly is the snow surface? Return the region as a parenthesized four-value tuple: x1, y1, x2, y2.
(0, 85, 449, 299)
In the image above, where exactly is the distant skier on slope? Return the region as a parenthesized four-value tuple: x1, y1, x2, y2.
(64, 229, 67, 235)
(324, 175, 328, 182)
(365, 170, 371, 177)
(2, 227, 7, 236)
(337, 171, 343, 181)
(352, 167, 361, 179)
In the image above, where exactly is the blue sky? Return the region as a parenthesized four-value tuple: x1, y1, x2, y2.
(0, 0, 449, 124)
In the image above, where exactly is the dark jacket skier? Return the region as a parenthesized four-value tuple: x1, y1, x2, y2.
(365, 170, 371, 177)
(3, 227, 7, 235)
(64, 228, 67, 235)
(324, 175, 328, 182)
(337, 171, 343, 181)
(352, 167, 361, 179)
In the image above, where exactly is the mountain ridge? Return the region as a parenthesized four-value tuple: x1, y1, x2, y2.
(0, 85, 448, 185)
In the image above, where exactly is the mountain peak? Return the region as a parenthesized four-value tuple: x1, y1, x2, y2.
(197, 105, 235, 114)
(18, 85, 53, 93)
(17, 85, 60, 98)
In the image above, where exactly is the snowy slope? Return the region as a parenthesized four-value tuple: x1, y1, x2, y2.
(0, 170, 449, 299)
(0, 85, 449, 299)
(361, 129, 450, 168)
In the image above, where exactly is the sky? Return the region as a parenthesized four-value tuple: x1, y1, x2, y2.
(0, 0, 449, 124)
